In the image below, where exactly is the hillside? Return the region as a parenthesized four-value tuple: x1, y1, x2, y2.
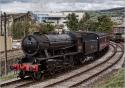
(87, 7, 125, 20)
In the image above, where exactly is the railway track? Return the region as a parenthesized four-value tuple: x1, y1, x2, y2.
(0, 49, 24, 61)
(0, 49, 24, 76)
(42, 43, 123, 88)
(0, 42, 124, 88)
(0, 49, 20, 53)
(0, 77, 33, 88)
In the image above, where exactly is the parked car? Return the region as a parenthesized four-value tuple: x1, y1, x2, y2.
(12, 40, 21, 49)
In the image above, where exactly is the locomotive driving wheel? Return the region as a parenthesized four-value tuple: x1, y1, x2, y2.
(18, 71, 25, 79)
(32, 72, 43, 80)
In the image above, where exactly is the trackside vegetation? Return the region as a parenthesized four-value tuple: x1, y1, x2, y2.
(0, 72, 17, 81)
(96, 69, 125, 88)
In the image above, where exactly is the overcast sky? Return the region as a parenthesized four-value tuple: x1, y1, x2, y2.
(0, 0, 125, 13)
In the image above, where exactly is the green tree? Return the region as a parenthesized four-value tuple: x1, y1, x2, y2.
(22, 21, 31, 36)
(84, 12, 90, 22)
(29, 23, 40, 34)
(39, 23, 55, 34)
(78, 15, 85, 30)
(11, 21, 31, 39)
(11, 22, 23, 39)
(78, 12, 96, 31)
(84, 20, 97, 31)
(96, 15, 113, 33)
(67, 13, 79, 31)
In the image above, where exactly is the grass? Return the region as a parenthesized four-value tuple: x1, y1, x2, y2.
(0, 72, 17, 81)
(97, 69, 125, 88)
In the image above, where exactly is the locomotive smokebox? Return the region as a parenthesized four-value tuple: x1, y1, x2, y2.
(22, 35, 39, 56)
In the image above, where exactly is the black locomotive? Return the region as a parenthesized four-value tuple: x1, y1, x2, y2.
(11, 31, 109, 80)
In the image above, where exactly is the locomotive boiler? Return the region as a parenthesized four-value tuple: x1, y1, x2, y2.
(22, 32, 75, 56)
(11, 31, 109, 80)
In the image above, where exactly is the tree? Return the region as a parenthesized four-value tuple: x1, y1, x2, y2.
(28, 23, 40, 34)
(78, 16, 85, 30)
(67, 13, 79, 31)
(84, 12, 90, 22)
(22, 21, 31, 36)
(11, 21, 31, 39)
(39, 23, 55, 34)
(11, 22, 23, 39)
(96, 15, 113, 33)
(78, 12, 96, 31)
(84, 19, 97, 31)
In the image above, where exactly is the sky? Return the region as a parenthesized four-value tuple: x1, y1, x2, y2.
(0, 0, 125, 13)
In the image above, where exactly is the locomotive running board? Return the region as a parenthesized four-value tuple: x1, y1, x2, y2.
(37, 52, 81, 61)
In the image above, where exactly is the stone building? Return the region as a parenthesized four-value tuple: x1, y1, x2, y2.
(0, 11, 36, 51)
(112, 17, 125, 34)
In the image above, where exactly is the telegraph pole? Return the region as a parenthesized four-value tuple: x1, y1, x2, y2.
(4, 12, 7, 76)
(0, 11, 2, 35)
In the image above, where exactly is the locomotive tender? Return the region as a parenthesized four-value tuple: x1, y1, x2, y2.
(11, 31, 109, 80)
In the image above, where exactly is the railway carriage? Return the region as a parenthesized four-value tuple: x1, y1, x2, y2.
(112, 33, 124, 43)
(11, 31, 109, 80)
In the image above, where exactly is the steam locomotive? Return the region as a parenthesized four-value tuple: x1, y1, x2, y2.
(11, 31, 109, 80)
